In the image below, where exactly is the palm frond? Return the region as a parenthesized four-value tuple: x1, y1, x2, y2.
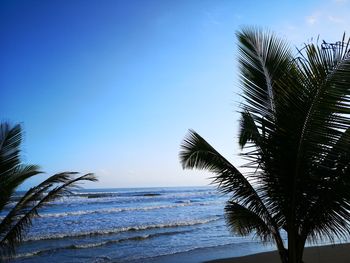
(0, 165, 42, 212)
(239, 110, 263, 149)
(0, 123, 22, 177)
(225, 200, 273, 242)
(277, 36, 350, 235)
(0, 123, 42, 213)
(0, 172, 97, 258)
(237, 27, 293, 120)
(180, 130, 279, 229)
(181, 30, 350, 262)
(292, 35, 350, 160)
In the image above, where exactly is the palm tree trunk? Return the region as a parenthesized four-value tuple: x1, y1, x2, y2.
(296, 236, 307, 263)
(288, 235, 296, 263)
(277, 246, 288, 263)
(274, 233, 288, 263)
(287, 232, 306, 263)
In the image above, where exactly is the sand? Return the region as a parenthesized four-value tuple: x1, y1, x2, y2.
(207, 243, 350, 263)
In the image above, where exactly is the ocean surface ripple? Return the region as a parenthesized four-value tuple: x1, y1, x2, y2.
(9, 187, 268, 263)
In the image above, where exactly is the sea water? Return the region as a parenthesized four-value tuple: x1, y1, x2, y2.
(7, 187, 275, 262)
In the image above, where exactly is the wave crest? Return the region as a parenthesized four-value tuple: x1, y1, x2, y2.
(25, 216, 221, 242)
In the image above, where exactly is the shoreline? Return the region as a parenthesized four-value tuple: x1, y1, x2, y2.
(206, 243, 350, 263)
(142, 242, 350, 263)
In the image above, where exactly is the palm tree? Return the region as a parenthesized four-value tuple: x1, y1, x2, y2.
(0, 122, 97, 260)
(180, 28, 350, 263)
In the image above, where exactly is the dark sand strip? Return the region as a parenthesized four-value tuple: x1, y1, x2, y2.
(207, 243, 350, 263)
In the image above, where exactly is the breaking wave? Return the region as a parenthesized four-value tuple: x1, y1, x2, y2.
(24, 216, 221, 242)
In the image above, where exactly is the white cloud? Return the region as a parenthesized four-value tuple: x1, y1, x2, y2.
(306, 13, 320, 25)
(328, 15, 344, 23)
(333, 0, 348, 4)
(278, 0, 350, 45)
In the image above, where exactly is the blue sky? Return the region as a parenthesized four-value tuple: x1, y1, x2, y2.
(1, 0, 350, 188)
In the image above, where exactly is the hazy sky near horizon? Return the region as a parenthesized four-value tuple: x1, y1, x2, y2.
(1, 0, 350, 189)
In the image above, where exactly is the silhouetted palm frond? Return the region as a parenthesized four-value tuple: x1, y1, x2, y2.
(0, 123, 97, 260)
(180, 29, 350, 263)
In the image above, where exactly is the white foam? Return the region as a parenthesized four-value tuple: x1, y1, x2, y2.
(39, 203, 196, 218)
(24, 216, 221, 242)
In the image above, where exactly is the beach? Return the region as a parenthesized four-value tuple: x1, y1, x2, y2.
(207, 243, 350, 263)
(136, 242, 350, 263)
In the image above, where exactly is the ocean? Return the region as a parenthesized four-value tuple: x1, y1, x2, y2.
(8, 187, 277, 262)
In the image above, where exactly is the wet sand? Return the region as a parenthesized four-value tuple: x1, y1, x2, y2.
(207, 243, 350, 263)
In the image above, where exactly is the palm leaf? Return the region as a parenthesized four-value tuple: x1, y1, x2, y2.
(237, 27, 293, 120)
(180, 29, 350, 262)
(0, 172, 97, 259)
(0, 123, 22, 177)
(179, 130, 285, 240)
(225, 200, 273, 242)
(0, 165, 42, 212)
